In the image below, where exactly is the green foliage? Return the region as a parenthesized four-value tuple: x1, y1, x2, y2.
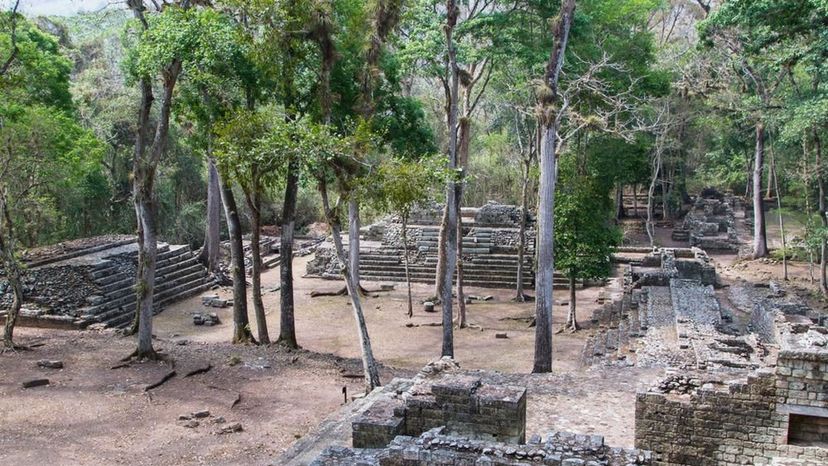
(372, 156, 445, 220)
(0, 103, 106, 247)
(554, 152, 621, 281)
(214, 107, 291, 193)
(0, 11, 73, 111)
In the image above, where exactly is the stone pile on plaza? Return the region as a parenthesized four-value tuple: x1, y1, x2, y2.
(0, 235, 214, 329)
(306, 202, 574, 290)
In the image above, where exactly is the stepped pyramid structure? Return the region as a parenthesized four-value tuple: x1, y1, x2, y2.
(307, 202, 572, 290)
(0, 236, 214, 329)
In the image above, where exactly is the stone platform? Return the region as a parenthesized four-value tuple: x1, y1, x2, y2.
(0, 236, 215, 329)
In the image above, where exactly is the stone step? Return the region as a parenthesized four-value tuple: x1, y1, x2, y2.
(359, 269, 545, 284)
(360, 274, 541, 289)
(97, 276, 214, 328)
(90, 264, 122, 280)
(155, 275, 214, 305)
(157, 262, 206, 284)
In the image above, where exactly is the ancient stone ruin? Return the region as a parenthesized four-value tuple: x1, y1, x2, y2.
(0, 235, 214, 329)
(306, 202, 575, 290)
(587, 246, 828, 464)
(285, 359, 652, 466)
(671, 190, 740, 251)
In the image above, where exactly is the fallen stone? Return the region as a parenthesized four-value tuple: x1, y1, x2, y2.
(220, 422, 243, 434)
(423, 302, 435, 312)
(201, 294, 219, 305)
(192, 410, 210, 418)
(22, 379, 50, 388)
(37, 359, 63, 369)
(182, 420, 199, 428)
(495, 333, 508, 339)
(178, 414, 192, 421)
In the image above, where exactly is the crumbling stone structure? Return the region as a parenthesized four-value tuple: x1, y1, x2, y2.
(295, 359, 653, 466)
(0, 236, 214, 329)
(583, 247, 746, 369)
(352, 373, 526, 448)
(316, 428, 653, 465)
(672, 191, 739, 251)
(306, 202, 560, 290)
(636, 328, 828, 464)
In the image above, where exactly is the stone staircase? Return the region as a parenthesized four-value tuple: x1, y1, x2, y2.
(354, 224, 576, 290)
(582, 293, 646, 366)
(79, 244, 214, 328)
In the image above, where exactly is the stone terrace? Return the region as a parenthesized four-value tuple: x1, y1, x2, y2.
(0, 236, 214, 329)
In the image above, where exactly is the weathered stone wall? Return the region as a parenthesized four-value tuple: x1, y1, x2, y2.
(352, 374, 527, 449)
(681, 196, 739, 251)
(636, 350, 828, 465)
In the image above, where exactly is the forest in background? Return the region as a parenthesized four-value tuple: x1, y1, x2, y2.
(2, 0, 828, 376)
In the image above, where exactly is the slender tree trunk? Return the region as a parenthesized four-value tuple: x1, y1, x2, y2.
(615, 185, 624, 220)
(0, 203, 22, 348)
(815, 132, 827, 295)
(247, 188, 270, 344)
(803, 148, 815, 283)
(533, 0, 575, 374)
(125, 76, 153, 338)
(566, 273, 578, 331)
(130, 60, 180, 357)
(277, 160, 299, 348)
(402, 216, 413, 318)
(199, 155, 222, 272)
(348, 198, 362, 293)
(456, 192, 467, 328)
(133, 196, 158, 357)
(633, 184, 639, 219)
(745, 148, 753, 200)
(441, 0, 460, 358)
(646, 148, 662, 247)
(753, 122, 769, 258)
(320, 183, 381, 391)
(516, 158, 530, 301)
(771, 155, 787, 281)
(2, 267, 22, 348)
(434, 205, 449, 301)
(222, 181, 254, 344)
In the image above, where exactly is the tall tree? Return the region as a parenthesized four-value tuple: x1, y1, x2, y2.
(215, 109, 291, 345)
(439, 0, 460, 358)
(533, 0, 575, 373)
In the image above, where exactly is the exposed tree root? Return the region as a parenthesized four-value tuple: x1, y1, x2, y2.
(512, 294, 535, 302)
(120, 348, 175, 367)
(275, 338, 301, 350)
(144, 370, 176, 391)
(310, 284, 371, 298)
(1, 342, 30, 354)
(183, 363, 212, 378)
